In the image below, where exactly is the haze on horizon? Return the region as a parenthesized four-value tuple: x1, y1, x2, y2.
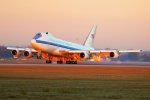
(0, 0, 150, 50)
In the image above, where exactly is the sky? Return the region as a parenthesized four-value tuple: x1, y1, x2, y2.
(0, 0, 150, 50)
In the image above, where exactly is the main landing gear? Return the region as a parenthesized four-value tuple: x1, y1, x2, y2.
(66, 60, 77, 64)
(46, 60, 52, 64)
(46, 60, 63, 64)
(45, 60, 77, 64)
(57, 60, 63, 64)
(56, 60, 78, 64)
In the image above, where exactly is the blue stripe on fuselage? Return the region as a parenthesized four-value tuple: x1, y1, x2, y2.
(36, 40, 81, 50)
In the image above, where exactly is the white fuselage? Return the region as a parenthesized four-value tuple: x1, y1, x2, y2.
(31, 32, 94, 55)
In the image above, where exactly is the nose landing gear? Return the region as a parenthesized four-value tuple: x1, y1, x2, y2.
(37, 51, 42, 59)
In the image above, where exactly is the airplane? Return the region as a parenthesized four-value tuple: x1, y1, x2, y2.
(7, 25, 142, 64)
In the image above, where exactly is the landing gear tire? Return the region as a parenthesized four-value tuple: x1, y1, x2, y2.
(57, 60, 63, 64)
(66, 61, 77, 64)
(46, 60, 52, 64)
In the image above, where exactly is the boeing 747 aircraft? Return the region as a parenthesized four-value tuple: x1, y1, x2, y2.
(7, 26, 142, 64)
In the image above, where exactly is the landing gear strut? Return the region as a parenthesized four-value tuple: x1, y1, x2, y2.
(37, 51, 42, 59)
(37, 55, 42, 59)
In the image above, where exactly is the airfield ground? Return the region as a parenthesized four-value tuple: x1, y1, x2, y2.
(0, 64, 150, 100)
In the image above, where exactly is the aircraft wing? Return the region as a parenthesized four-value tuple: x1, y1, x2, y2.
(60, 49, 142, 60)
(66, 49, 142, 54)
(7, 47, 37, 52)
(118, 50, 142, 53)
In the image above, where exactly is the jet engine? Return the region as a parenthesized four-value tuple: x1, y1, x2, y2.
(24, 50, 32, 58)
(109, 50, 120, 58)
(11, 49, 20, 58)
(80, 52, 90, 59)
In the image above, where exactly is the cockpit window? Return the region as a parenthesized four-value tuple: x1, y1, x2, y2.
(37, 33, 41, 35)
(33, 32, 42, 39)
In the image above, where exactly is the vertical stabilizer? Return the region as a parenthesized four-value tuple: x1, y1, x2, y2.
(83, 25, 97, 48)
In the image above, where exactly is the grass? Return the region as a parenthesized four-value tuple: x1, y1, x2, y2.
(0, 78, 150, 100)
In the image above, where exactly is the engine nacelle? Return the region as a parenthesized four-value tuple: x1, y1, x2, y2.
(12, 50, 20, 58)
(109, 51, 120, 58)
(24, 50, 32, 58)
(80, 52, 90, 59)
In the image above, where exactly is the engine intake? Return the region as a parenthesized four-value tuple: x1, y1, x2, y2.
(24, 51, 32, 58)
(24, 51, 29, 56)
(80, 52, 85, 58)
(12, 50, 17, 55)
(80, 52, 90, 59)
(110, 52, 115, 58)
(109, 51, 119, 58)
(11, 50, 20, 58)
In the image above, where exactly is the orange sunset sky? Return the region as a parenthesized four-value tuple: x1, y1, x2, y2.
(0, 0, 150, 50)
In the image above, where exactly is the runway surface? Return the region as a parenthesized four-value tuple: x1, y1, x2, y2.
(0, 64, 150, 99)
(0, 64, 150, 79)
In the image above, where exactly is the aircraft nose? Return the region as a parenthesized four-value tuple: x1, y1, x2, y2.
(31, 39, 36, 46)
(31, 38, 36, 43)
(31, 39, 41, 50)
